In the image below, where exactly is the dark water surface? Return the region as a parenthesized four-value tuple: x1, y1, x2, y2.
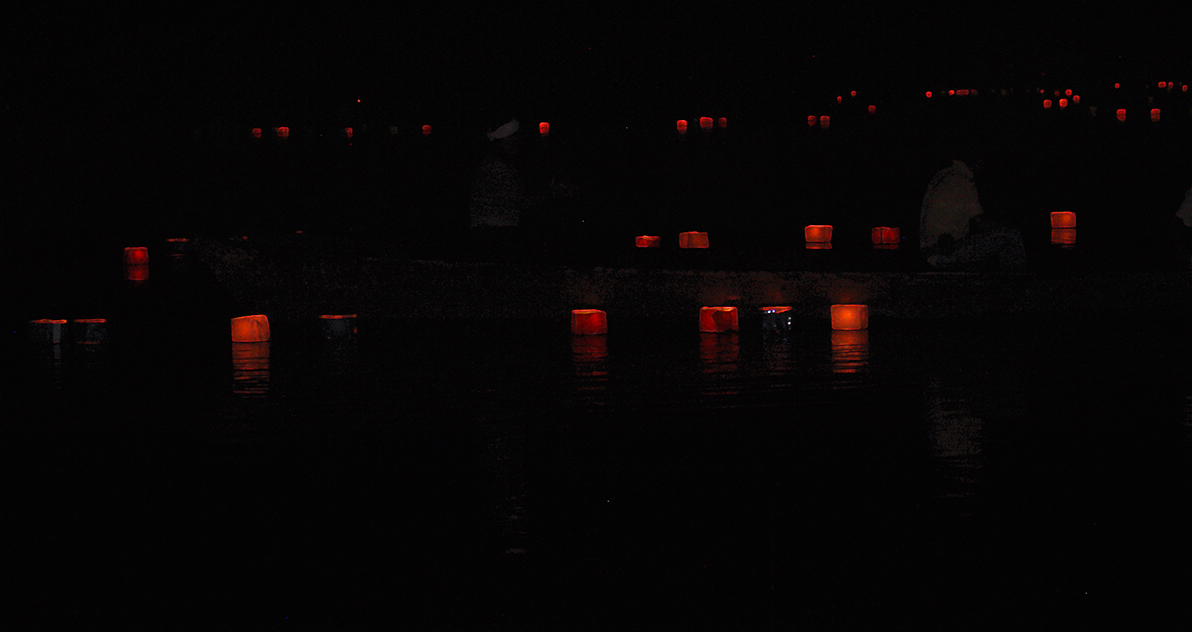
(7, 250, 1192, 629)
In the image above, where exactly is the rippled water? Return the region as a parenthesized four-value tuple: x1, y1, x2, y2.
(7, 251, 1192, 629)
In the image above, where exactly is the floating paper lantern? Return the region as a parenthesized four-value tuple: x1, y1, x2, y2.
(867, 104, 876, 114)
(850, 90, 857, 97)
(836, 96, 843, 104)
(676, 119, 687, 133)
(1051, 228, 1076, 245)
(231, 314, 270, 343)
(1059, 98, 1068, 109)
(318, 314, 357, 340)
(122, 247, 149, 265)
(344, 127, 353, 138)
(29, 319, 67, 344)
(679, 231, 709, 248)
(1050, 211, 1076, 228)
(760, 306, 792, 334)
(1183, 85, 1189, 92)
(72, 319, 108, 344)
(948, 90, 955, 96)
(251, 128, 262, 138)
(805, 225, 833, 243)
(1065, 89, 1073, 97)
(1043, 99, 1052, 109)
(831, 304, 868, 331)
(1073, 94, 1080, 104)
(717, 117, 727, 128)
(807, 115, 817, 126)
(539, 122, 549, 135)
(276, 126, 290, 138)
(422, 124, 432, 135)
(699, 306, 739, 333)
(956, 89, 969, 96)
(699, 117, 713, 131)
(571, 309, 607, 335)
(1151, 108, 1160, 122)
(1114, 83, 1121, 89)
(635, 235, 662, 248)
(925, 91, 932, 98)
(871, 227, 900, 245)
(1117, 109, 1126, 122)
(1159, 81, 1167, 89)
(819, 115, 830, 129)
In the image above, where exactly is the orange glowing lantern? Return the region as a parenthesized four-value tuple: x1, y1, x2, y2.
(1065, 89, 1073, 97)
(948, 90, 955, 96)
(679, 231, 709, 248)
(251, 128, 262, 138)
(676, 119, 688, 133)
(29, 319, 67, 344)
(1183, 85, 1189, 92)
(1117, 109, 1127, 122)
(819, 115, 830, 129)
(1159, 81, 1167, 89)
(318, 314, 357, 340)
(635, 235, 662, 248)
(1050, 211, 1076, 228)
(1073, 95, 1080, 104)
(122, 247, 149, 265)
(957, 89, 970, 96)
(717, 117, 727, 128)
(539, 122, 549, 135)
(850, 90, 857, 97)
(871, 227, 900, 245)
(72, 318, 108, 344)
(1151, 108, 1160, 122)
(1114, 83, 1121, 89)
(836, 96, 843, 104)
(805, 225, 833, 244)
(276, 126, 290, 138)
(807, 115, 817, 126)
(1051, 228, 1076, 245)
(422, 124, 432, 135)
(1059, 98, 1068, 109)
(345, 127, 353, 138)
(1043, 99, 1052, 109)
(699, 116, 713, 131)
(231, 314, 270, 343)
(867, 104, 876, 114)
(830, 304, 868, 331)
(571, 309, 608, 335)
(760, 306, 792, 333)
(699, 307, 739, 333)
(926, 91, 932, 98)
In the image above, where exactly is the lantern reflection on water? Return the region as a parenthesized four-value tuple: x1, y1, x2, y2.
(871, 227, 900, 246)
(231, 314, 270, 343)
(124, 265, 149, 282)
(699, 332, 740, 376)
(830, 304, 868, 331)
(318, 314, 357, 340)
(231, 342, 270, 397)
(539, 122, 549, 135)
(1151, 108, 1160, 122)
(699, 307, 739, 333)
(760, 306, 792, 334)
(1117, 109, 1127, 122)
(1051, 229, 1076, 246)
(29, 319, 67, 344)
(571, 309, 608, 336)
(679, 232, 709, 248)
(72, 319, 108, 344)
(831, 330, 869, 374)
(635, 235, 661, 248)
(571, 335, 608, 363)
(1050, 212, 1076, 228)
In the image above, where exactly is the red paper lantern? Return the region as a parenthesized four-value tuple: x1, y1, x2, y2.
(871, 227, 900, 245)
(276, 126, 289, 138)
(1114, 83, 1121, 89)
(1050, 211, 1076, 228)
(1065, 89, 1073, 97)
(1183, 85, 1189, 92)
(1151, 108, 1160, 122)
(1159, 81, 1167, 89)
(948, 89, 955, 96)
(925, 91, 932, 98)
(122, 247, 149, 265)
(850, 90, 857, 97)
(819, 115, 830, 129)
(805, 225, 833, 243)
(831, 304, 868, 331)
(1072, 95, 1080, 104)
(635, 235, 662, 248)
(344, 127, 353, 138)
(422, 124, 432, 135)
(699, 307, 739, 333)
(571, 309, 608, 335)
(956, 89, 969, 96)
(676, 119, 688, 133)
(1117, 109, 1127, 122)
(1059, 98, 1068, 109)
(231, 314, 270, 343)
(1043, 99, 1052, 109)
(1051, 228, 1076, 245)
(836, 96, 843, 104)
(717, 117, 727, 128)
(699, 116, 713, 131)
(251, 128, 262, 138)
(679, 231, 709, 248)
(867, 104, 876, 114)
(539, 122, 549, 135)
(807, 115, 817, 126)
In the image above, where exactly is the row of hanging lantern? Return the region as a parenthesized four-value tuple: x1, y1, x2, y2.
(571, 304, 869, 336)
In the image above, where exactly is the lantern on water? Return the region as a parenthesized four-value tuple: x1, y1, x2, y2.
(422, 124, 432, 135)
(29, 319, 67, 344)
(635, 235, 661, 248)
(717, 117, 727, 128)
(1065, 89, 1073, 97)
(539, 122, 549, 135)
(1184, 85, 1189, 92)
(251, 128, 262, 138)
(819, 115, 830, 129)
(871, 227, 900, 245)
(948, 90, 955, 96)
(1073, 95, 1080, 104)
(831, 304, 868, 331)
(318, 314, 357, 340)
(1114, 83, 1120, 89)
(344, 127, 353, 138)
(122, 247, 148, 265)
(1050, 211, 1076, 228)
(1117, 109, 1127, 122)
(867, 105, 876, 114)
(1151, 108, 1160, 122)
(1059, 98, 1068, 109)
(72, 319, 108, 344)
(699, 307, 739, 333)
(276, 126, 289, 138)
(956, 89, 969, 96)
(699, 117, 713, 131)
(807, 115, 817, 127)
(805, 225, 833, 244)
(850, 90, 857, 97)
(679, 231, 709, 248)
(836, 96, 843, 104)
(231, 314, 270, 343)
(676, 119, 688, 133)
(1043, 99, 1052, 109)
(1051, 228, 1076, 245)
(760, 306, 792, 334)
(571, 309, 607, 335)
(1158, 82, 1166, 89)
(925, 91, 932, 98)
